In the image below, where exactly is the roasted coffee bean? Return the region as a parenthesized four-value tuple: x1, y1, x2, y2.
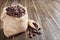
(33, 22, 38, 28)
(21, 9, 25, 13)
(6, 7, 11, 11)
(6, 5, 25, 18)
(28, 24, 41, 38)
(28, 32, 30, 35)
(33, 30, 36, 32)
(29, 36, 32, 38)
(38, 28, 41, 30)
(37, 32, 41, 35)
(28, 31, 32, 38)
(33, 33, 36, 36)
(33, 31, 37, 33)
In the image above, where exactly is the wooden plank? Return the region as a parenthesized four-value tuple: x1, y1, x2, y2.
(25, 0, 42, 40)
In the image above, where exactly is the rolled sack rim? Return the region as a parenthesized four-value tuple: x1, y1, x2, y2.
(2, 4, 28, 19)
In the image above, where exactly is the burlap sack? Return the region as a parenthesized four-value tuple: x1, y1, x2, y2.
(1, 4, 28, 37)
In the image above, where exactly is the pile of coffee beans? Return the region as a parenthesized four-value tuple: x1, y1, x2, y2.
(28, 22, 41, 38)
(6, 5, 25, 18)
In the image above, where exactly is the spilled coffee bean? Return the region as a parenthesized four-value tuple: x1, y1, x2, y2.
(28, 26, 33, 38)
(28, 33, 32, 38)
(33, 33, 36, 36)
(37, 32, 41, 35)
(27, 23, 41, 38)
(38, 28, 41, 30)
(29, 35, 32, 38)
(6, 5, 25, 18)
(33, 22, 41, 31)
(33, 22, 38, 27)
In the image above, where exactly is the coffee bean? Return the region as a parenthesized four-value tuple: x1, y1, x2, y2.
(6, 5, 25, 18)
(29, 36, 32, 38)
(33, 34, 36, 36)
(33, 22, 38, 28)
(37, 32, 41, 35)
(38, 28, 41, 30)
(28, 33, 31, 35)
(33, 31, 37, 33)
(6, 7, 11, 11)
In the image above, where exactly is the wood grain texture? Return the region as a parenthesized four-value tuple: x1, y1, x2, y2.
(0, 0, 60, 40)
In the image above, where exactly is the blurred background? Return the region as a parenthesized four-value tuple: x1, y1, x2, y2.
(0, 0, 60, 40)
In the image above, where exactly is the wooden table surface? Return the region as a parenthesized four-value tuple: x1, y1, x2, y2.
(0, 0, 60, 40)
